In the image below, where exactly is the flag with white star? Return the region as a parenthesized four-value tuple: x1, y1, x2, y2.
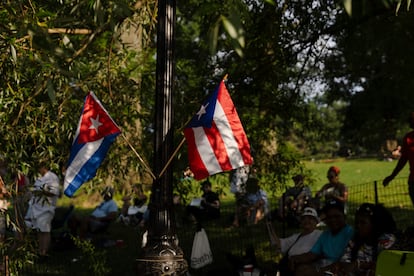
(64, 92, 121, 197)
(184, 80, 252, 180)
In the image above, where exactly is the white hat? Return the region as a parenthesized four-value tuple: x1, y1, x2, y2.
(301, 207, 319, 222)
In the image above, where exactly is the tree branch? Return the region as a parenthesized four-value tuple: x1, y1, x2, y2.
(47, 28, 92, 35)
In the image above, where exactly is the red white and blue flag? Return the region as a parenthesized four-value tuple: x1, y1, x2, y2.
(184, 80, 252, 180)
(64, 92, 121, 197)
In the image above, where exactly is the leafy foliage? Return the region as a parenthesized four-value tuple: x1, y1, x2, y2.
(324, 1, 414, 152)
(0, 1, 157, 193)
(72, 236, 110, 275)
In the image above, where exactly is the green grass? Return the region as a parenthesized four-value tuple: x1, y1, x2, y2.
(303, 157, 409, 189)
(15, 157, 414, 275)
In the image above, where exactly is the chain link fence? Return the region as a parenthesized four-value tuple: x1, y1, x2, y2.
(347, 177, 413, 229)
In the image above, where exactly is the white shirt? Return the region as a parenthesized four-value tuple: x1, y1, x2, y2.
(30, 171, 60, 215)
(91, 199, 118, 218)
(280, 230, 323, 256)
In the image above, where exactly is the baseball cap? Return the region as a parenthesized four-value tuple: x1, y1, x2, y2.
(301, 207, 319, 222)
(323, 199, 345, 213)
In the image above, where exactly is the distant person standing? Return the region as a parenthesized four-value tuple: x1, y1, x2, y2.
(384, 112, 414, 206)
(25, 163, 60, 257)
(245, 178, 269, 224)
(229, 165, 250, 227)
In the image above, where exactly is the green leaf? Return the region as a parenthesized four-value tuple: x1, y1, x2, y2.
(396, 0, 401, 15)
(207, 18, 220, 56)
(221, 9, 245, 58)
(10, 44, 17, 64)
(46, 79, 56, 103)
(343, 0, 352, 16)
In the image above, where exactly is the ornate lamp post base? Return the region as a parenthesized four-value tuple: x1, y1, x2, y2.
(137, 236, 187, 275)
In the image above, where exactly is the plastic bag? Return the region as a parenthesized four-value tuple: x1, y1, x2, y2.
(190, 228, 213, 269)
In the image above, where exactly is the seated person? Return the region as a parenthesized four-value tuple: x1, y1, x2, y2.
(69, 186, 118, 238)
(337, 203, 396, 276)
(245, 178, 269, 224)
(119, 184, 147, 226)
(314, 166, 348, 215)
(267, 207, 322, 276)
(278, 174, 312, 220)
(186, 180, 220, 223)
(289, 199, 354, 275)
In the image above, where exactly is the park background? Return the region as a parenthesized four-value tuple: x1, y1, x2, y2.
(19, 157, 412, 275)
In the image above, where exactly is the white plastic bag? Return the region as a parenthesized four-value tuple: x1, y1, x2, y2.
(190, 228, 213, 269)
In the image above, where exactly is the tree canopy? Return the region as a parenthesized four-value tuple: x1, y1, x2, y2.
(1, 0, 414, 195)
(0, 1, 157, 190)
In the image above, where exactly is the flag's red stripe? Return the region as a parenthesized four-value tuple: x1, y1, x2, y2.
(217, 82, 252, 164)
(204, 121, 233, 171)
(183, 128, 210, 180)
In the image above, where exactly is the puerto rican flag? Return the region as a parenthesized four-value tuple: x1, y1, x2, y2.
(184, 80, 252, 180)
(64, 92, 121, 197)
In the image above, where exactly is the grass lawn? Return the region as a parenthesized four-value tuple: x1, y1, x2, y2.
(303, 157, 409, 189)
(16, 157, 413, 275)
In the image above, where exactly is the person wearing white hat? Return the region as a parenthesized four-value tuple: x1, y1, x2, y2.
(290, 199, 354, 276)
(277, 208, 322, 256)
(269, 207, 322, 275)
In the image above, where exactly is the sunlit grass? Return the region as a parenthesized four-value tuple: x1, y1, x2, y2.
(303, 157, 409, 189)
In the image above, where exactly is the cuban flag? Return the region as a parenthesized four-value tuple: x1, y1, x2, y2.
(184, 80, 252, 180)
(64, 92, 121, 197)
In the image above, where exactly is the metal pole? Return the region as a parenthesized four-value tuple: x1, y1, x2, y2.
(136, 0, 187, 275)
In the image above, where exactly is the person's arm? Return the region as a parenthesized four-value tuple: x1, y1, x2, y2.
(202, 193, 220, 209)
(332, 185, 348, 203)
(41, 188, 57, 197)
(41, 182, 60, 197)
(383, 155, 408, 186)
(315, 184, 327, 198)
(204, 199, 220, 209)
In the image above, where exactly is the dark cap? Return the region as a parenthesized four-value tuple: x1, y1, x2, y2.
(323, 199, 345, 213)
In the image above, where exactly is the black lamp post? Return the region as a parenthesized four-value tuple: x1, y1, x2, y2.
(136, 0, 188, 275)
